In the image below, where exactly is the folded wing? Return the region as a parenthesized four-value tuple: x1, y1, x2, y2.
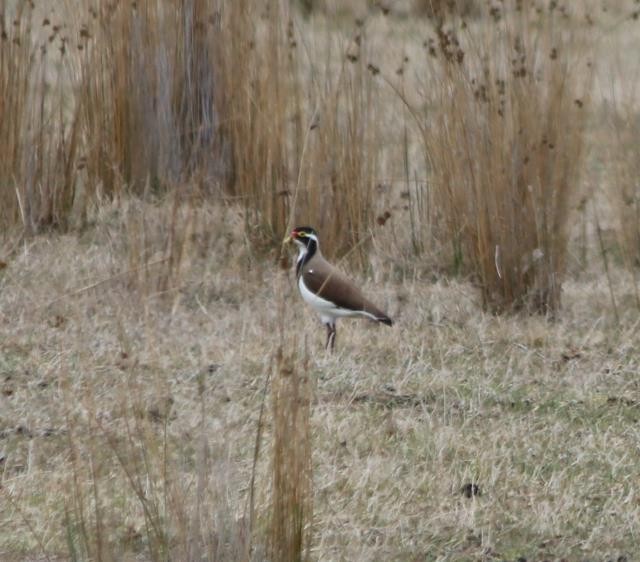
(302, 263, 392, 325)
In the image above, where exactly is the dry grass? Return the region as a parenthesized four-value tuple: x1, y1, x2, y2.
(2, 1, 640, 560)
(605, 64, 640, 305)
(1, 204, 640, 560)
(404, 3, 592, 313)
(214, 0, 382, 261)
(412, 0, 479, 20)
(1, 0, 384, 260)
(0, 2, 82, 232)
(0, 1, 31, 227)
(78, 0, 226, 196)
(268, 344, 313, 561)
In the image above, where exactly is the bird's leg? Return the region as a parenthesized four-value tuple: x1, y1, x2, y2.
(325, 323, 336, 352)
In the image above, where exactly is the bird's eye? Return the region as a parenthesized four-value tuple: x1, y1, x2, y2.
(298, 232, 307, 238)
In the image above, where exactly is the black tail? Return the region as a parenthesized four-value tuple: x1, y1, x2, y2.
(377, 315, 393, 326)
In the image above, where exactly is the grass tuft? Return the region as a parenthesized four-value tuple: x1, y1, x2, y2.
(268, 345, 313, 562)
(409, 4, 592, 312)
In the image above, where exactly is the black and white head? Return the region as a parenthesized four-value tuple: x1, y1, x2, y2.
(287, 226, 319, 253)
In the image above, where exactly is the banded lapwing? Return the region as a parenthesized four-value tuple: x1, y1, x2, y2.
(283, 226, 393, 351)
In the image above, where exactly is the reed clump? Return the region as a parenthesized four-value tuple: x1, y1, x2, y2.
(608, 90, 640, 304)
(0, 3, 82, 232)
(413, 3, 591, 312)
(1, 1, 381, 263)
(79, 0, 225, 196)
(292, 26, 381, 264)
(214, 0, 380, 262)
(268, 346, 313, 562)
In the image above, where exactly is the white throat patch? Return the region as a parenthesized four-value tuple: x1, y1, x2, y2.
(294, 241, 308, 268)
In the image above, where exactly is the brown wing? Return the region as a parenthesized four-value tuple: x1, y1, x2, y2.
(302, 259, 392, 324)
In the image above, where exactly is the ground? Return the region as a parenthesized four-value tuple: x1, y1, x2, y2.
(1, 202, 639, 560)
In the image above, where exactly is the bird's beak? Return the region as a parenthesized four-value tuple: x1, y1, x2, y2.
(283, 230, 296, 245)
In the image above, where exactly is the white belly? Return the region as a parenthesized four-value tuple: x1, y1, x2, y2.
(298, 276, 376, 325)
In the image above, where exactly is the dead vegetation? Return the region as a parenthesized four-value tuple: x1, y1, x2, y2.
(408, 3, 592, 313)
(1, 214, 640, 560)
(1, 0, 640, 560)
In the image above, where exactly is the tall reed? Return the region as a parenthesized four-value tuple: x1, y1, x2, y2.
(79, 0, 226, 196)
(295, 27, 381, 264)
(2, 1, 382, 266)
(0, 3, 81, 232)
(212, 0, 293, 249)
(607, 67, 640, 308)
(412, 4, 591, 312)
(267, 347, 313, 561)
(213, 0, 381, 261)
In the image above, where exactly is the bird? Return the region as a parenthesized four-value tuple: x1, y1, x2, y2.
(283, 226, 393, 351)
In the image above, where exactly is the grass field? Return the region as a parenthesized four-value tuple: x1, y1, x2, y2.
(2, 1, 640, 561)
(2, 202, 640, 561)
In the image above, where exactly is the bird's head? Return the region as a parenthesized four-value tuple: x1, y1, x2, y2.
(283, 226, 319, 250)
